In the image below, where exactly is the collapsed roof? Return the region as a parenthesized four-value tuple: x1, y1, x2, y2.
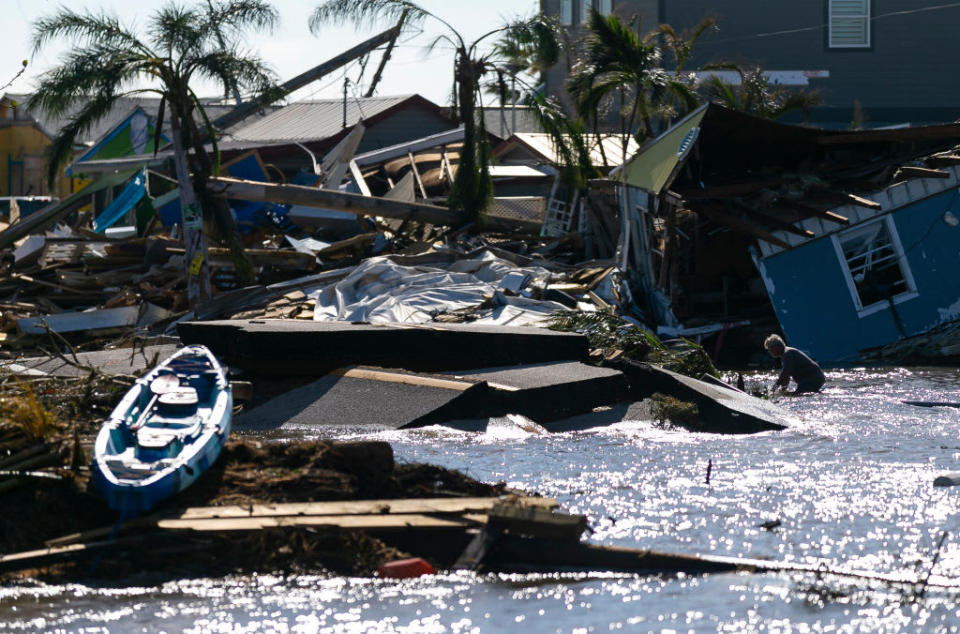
(621, 103, 960, 250)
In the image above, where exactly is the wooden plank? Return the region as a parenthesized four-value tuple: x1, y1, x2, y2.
(0, 536, 148, 573)
(487, 504, 588, 541)
(207, 177, 467, 227)
(211, 25, 403, 131)
(899, 166, 951, 179)
(331, 366, 478, 392)
(408, 152, 429, 199)
(926, 154, 960, 167)
(694, 204, 792, 249)
(167, 247, 316, 270)
(157, 513, 477, 532)
(843, 193, 881, 211)
(177, 496, 556, 520)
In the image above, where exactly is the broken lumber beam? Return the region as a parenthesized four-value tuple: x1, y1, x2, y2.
(167, 246, 317, 270)
(926, 154, 960, 167)
(177, 496, 557, 520)
(693, 204, 791, 249)
(898, 166, 951, 180)
(775, 198, 850, 225)
(211, 25, 403, 131)
(156, 513, 478, 532)
(207, 177, 467, 226)
(842, 193, 882, 210)
(0, 536, 151, 573)
(486, 503, 588, 541)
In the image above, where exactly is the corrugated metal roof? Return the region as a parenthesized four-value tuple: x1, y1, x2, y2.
(1, 92, 264, 144)
(499, 133, 641, 168)
(227, 95, 420, 144)
(3, 93, 276, 146)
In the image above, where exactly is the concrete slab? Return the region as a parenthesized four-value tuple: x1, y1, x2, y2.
(235, 366, 491, 433)
(177, 320, 589, 374)
(617, 361, 791, 433)
(444, 361, 629, 422)
(0, 343, 180, 378)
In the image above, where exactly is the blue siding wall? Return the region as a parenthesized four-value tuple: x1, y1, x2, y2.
(759, 188, 960, 364)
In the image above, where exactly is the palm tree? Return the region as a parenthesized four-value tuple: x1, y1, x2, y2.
(700, 66, 822, 120)
(310, 1, 559, 225)
(29, 0, 279, 306)
(568, 9, 700, 160)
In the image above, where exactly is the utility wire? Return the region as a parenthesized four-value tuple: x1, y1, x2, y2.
(700, 1, 960, 46)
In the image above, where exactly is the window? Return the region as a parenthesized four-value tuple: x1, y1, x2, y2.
(580, 0, 593, 24)
(829, 0, 870, 48)
(598, 0, 613, 14)
(833, 217, 916, 314)
(560, 0, 572, 26)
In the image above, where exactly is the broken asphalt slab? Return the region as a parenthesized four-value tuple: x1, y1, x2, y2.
(177, 320, 590, 374)
(234, 366, 491, 433)
(443, 362, 629, 423)
(234, 362, 629, 434)
(615, 361, 791, 433)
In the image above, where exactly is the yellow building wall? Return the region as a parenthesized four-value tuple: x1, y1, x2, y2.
(0, 122, 69, 198)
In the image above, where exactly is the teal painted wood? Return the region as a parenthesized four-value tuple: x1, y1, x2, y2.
(756, 188, 960, 364)
(92, 345, 232, 516)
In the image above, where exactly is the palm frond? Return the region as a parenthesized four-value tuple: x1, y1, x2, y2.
(187, 49, 277, 96)
(45, 92, 120, 185)
(700, 75, 738, 109)
(31, 9, 148, 55)
(491, 13, 561, 76)
(28, 46, 152, 117)
(309, 0, 429, 34)
(149, 4, 205, 59)
(525, 93, 599, 192)
(202, 0, 279, 34)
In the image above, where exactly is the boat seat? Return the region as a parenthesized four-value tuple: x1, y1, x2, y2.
(157, 387, 199, 413)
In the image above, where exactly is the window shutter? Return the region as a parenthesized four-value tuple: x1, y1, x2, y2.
(829, 0, 870, 47)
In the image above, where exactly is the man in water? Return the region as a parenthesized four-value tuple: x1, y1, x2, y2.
(764, 334, 825, 394)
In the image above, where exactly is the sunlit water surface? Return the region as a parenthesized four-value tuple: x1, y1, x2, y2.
(5, 368, 960, 632)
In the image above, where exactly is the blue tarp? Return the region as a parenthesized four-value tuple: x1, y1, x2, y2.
(93, 170, 146, 233)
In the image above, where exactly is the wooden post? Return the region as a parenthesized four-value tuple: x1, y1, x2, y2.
(169, 110, 211, 310)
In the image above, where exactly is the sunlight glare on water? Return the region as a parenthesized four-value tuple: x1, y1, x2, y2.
(5, 367, 960, 632)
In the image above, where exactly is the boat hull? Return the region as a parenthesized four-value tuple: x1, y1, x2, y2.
(92, 345, 232, 516)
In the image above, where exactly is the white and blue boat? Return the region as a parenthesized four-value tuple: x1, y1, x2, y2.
(92, 345, 232, 516)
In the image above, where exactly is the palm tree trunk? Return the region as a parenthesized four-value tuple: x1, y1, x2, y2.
(169, 106, 212, 311)
(182, 107, 254, 282)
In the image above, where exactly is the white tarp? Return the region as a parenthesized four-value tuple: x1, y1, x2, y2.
(307, 250, 568, 326)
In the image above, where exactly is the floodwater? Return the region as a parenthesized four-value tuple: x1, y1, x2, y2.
(5, 368, 960, 632)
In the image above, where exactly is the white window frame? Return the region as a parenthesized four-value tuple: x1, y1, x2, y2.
(560, 0, 573, 26)
(829, 0, 871, 48)
(831, 216, 917, 318)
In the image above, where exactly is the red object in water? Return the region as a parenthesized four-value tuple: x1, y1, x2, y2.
(378, 558, 436, 579)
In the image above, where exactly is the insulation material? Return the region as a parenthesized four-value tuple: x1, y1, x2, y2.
(308, 251, 565, 325)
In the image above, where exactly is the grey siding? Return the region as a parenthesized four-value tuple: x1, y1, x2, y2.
(358, 107, 453, 154)
(540, 0, 960, 125)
